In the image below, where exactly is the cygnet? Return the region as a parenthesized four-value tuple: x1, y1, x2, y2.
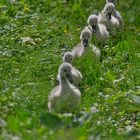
(72, 27, 92, 57)
(98, 2, 120, 32)
(87, 14, 109, 44)
(48, 62, 81, 113)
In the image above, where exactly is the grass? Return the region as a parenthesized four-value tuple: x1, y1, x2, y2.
(0, 0, 140, 139)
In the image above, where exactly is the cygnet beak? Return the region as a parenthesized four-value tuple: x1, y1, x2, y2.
(66, 73, 73, 83)
(67, 60, 71, 63)
(83, 39, 88, 47)
(92, 25, 96, 33)
(106, 12, 112, 20)
(66, 59, 70, 63)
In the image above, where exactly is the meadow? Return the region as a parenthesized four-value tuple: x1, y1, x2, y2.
(0, 0, 140, 139)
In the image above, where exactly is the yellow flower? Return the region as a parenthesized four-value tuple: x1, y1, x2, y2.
(64, 29, 68, 33)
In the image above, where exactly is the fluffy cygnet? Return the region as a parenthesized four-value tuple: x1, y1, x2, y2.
(72, 27, 92, 57)
(48, 62, 81, 113)
(63, 52, 82, 87)
(63, 51, 74, 64)
(98, 2, 120, 32)
(57, 51, 74, 82)
(87, 14, 109, 44)
(106, 0, 123, 27)
(57, 51, 82, 87)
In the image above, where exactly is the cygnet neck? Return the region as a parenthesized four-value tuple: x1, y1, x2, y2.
(59, 74, 71, 88)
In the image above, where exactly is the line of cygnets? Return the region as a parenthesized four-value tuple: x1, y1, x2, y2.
(48, 0, 123, 113)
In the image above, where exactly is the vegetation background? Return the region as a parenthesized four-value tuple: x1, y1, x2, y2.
(0, 0, 140, 139)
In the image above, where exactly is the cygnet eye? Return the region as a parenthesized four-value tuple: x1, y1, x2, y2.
(63, 69, 67, 72)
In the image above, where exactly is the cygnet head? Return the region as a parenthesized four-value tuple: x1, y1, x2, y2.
(80, 27, 92, 48)
(59, 62, 73, 82)
(104, 2, 115, 20)
(87, 14, 98, 33)
(106, 0, 117, 5)
(63, 51, 74, 64)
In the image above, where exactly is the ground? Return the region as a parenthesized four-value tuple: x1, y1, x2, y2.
(0, 0, 140, 140)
